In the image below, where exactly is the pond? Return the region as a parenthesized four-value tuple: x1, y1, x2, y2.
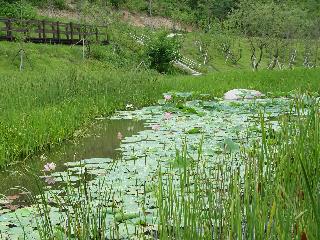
(0, 94, 292, 239)
(0, 119, 145, 209)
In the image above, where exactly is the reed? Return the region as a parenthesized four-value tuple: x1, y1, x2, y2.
(156, 97, 320, 239)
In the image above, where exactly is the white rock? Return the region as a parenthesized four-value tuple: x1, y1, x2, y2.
(224, 89, 264, 100)
(167, 33, 182, 38)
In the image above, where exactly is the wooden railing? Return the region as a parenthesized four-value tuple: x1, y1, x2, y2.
(0, 17, 109, 45)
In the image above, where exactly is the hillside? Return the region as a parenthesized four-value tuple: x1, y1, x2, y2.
(1, 0, 319, 74)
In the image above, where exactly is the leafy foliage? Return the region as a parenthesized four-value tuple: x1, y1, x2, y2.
(145, 31, 181, 73)
(227, 0, 318, 39)
(0, 0, 36, 19)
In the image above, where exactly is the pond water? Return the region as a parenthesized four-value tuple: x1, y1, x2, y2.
(0, 95, 292, 239)
(0, 119, 145, 207)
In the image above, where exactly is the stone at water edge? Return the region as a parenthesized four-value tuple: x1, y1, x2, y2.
(224, 89, 264, 100)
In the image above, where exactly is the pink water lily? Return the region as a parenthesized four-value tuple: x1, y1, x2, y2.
(164, 95, 172, 101)
(117, 132, 123, 140)
(164, 112, 172, 120)
(43, 162, 56, 172)
(152, 124, 160, 131)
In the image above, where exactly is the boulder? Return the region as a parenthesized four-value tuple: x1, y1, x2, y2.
(224, 89, 264, 100)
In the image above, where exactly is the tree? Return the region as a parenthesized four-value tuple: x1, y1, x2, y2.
(227, 0, 311, 39)
(182, 0, 237, 31)
(227, 0, 316, 70)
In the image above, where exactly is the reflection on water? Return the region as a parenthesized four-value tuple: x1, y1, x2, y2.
(0, 119, 145, 196)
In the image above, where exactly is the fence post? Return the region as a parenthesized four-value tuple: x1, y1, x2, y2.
(52, 22, 55, 39)
(78, 25, 81, 41)
(95, 27, 99, 42)
(42, 20, 46, 40)
(6, 19, 13, 40)
(70, 22, 73, 43)
(106, 26, 109, 44)
(56, 21, 60, 42)
(65, 24, 69, 40)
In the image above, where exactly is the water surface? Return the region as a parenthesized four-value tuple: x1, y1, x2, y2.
(0, 119, 145, 201)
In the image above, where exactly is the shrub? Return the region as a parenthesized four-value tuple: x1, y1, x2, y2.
(145, 31, 181, 73)
(0, 1, 37, 19)
(88, 44, 109, 61)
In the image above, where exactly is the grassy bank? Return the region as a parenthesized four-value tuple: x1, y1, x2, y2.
(168, 68, 320, 96)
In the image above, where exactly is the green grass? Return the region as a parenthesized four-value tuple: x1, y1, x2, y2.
(167, 68, 320, 96)
(0, 40, 320, 167)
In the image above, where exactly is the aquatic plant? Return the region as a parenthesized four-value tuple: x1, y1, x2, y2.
(156, 97, 320, 239)
(164, 112, 172, 120)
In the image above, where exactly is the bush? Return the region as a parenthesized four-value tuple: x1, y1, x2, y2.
(145, 31, 181, 73)
(88, 44, 109, 61)
(0, 1, 37, 19)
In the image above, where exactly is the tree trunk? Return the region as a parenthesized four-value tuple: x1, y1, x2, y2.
(288, 49, 297, 70)
(148, 0, 152, 16)
(251, 43, 264, 71)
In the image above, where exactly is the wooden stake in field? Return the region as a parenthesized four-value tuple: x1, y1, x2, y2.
(19, 49, 24, 71)
(83, 38, 85, 60)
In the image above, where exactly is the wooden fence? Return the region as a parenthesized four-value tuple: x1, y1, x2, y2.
(0, 17, 109, 45)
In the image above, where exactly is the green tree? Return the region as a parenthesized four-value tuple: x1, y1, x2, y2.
(145, 31, 181, 73)
(184, 0, 237, 29)
(227, 0, 311, 39)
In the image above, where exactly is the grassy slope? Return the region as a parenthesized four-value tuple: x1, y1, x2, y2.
(1, 3, 315, 74)
(1, 40, 320, 167)
(180, 32, 317, 72)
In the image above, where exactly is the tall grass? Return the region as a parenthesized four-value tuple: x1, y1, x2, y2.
(157, 98, 320, 239)
(35, 168, 113, 239)
(0, 67, 160, 167)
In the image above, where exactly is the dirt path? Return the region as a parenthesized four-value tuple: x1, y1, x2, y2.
(37, 8, 81, 21)
(37, 7, 192, 32)
(120, 10, 192, 32)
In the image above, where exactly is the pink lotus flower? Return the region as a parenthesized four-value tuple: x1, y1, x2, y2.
(152, 124, 160, 131)
(43, 162, 56, 172)
(164, 95, 172, 101)
(164, 112, 172, 120)
(117, 132, 123, 140)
